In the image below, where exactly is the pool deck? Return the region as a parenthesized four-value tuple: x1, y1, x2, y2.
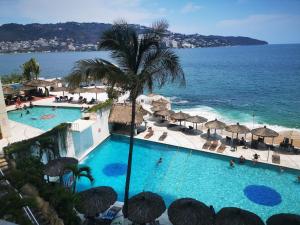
(135, 119, 300, 171)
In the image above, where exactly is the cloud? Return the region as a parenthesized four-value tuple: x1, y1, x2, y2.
(3, 0, 165, 25)
(216, 14, 300, 43)
(181, 2, 202, 14)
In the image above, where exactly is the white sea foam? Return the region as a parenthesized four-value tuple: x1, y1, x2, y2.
(174, 105, 300, 132)
(169, 96, 189, 104)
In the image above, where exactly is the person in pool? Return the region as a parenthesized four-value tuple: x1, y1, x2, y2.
(157, 157, 162, 165)
(253, 153, 260, 164)
(29, 101, 33, 108)
(26, 109, 30, 115)
(239, 155, 245, 164)
(230, 159, 235, 167)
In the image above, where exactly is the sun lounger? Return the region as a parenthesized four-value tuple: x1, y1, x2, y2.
(144, 130, 154, 139)
(217, 144, 226, 153)
(202, 141, 211, 149)
(209, 140, 218, 151)
(68, 97, 73, 103)
(159, 132, 168, 141)
(100, 206, 122, 221)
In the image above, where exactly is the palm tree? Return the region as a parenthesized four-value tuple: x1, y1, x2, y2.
(65, 20, 185, 217)
(22, 58, 40, 81)
(65, 164, 94, 193)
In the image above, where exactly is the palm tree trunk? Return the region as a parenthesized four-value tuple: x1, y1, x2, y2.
(123, 97, 136, 218)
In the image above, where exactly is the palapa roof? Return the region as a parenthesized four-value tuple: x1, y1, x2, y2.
(76, 186, 117, 217)
(215, 207, 264, 225)
(186, 115, 208, 124)
(109, 104, 144, 125)
(155, 109, 171, 117)
(251, 126, 279, 138)
(205, 119, 226, 130)
(151, 105, 167, 112)
(225, 123, 250, 134)
(83, 87, 106, 93)
(266, 213, 300, 225)
(3, 86, 16, 95)
(123, 191, 166, 224)
(44, 157, 78, 177)
(51, 86, 68, 92)
(171, 111, 190, 121)
(168, 198, 213, 225)
(24, 79, 54, 87)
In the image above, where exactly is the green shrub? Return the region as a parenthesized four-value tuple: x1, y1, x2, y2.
(87, 98, 113, 113)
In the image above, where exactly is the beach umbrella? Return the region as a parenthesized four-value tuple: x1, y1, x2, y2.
(267, 213, 300, 225)
(151, 105, 166, 112)
(251, 126, 279, 138)
(76, 186, 117, 217)
(68, 87, 86, 97)
(155, 109, 171, 117)
(171, 111, 190, 125)
(123, 191, 166, 224)
(83, 87, 105, 100)
(44, 157, 78, 177)
(225, 122, 250, 139)
(186, 116, 208, 129)
(168, 198, 213, 225)
(3, 86, 16, 95)
(205, 119, 226, 137)
(52, 86, 68, 96)
(24, 79, 54, 87)
(215, 207, 264, 225)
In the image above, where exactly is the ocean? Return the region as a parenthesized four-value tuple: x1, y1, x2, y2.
(1, 44, 300, 130)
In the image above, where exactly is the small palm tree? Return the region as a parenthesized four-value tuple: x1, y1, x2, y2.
(65, 164, 94, 193)
(22, 58, 40, 81)
(65, 20, 185, 217)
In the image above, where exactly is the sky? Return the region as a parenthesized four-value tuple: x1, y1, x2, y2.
(0, 0, 300, 44)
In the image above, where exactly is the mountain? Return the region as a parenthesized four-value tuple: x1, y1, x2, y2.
(0, 22, 268, 53)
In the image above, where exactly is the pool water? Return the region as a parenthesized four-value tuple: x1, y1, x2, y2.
(8, 106, 82, 131)
(77, 135, 300, 221)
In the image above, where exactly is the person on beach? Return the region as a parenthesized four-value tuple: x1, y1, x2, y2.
(230, 159, 235, 167)
(239, 155, 245, 164)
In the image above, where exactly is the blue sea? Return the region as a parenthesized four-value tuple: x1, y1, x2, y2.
(1, 44, 300, 130)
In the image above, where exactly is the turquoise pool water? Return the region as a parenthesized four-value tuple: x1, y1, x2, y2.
(77, 135, 300, 221)
(8, 106, 82, 131)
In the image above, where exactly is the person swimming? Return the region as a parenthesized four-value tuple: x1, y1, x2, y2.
(230, 159, 235, 167)
(26, 109, 30, 115)
(20, 113, 23, 118)
(239, 155, 245, 164)
(157, 157, 162, 164)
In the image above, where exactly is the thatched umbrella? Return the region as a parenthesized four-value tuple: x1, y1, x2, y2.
(215, 207, 264, 225)
(225, 122, 250, 138)
(19, 85, 35, 92)
(152, 98, 169, 105)
(274, 130, 300, 148)
(123, 192, 166, 224)
(3, 86, 16, 95)
(44, 157, 78, 177)
(186, 116, 208, 129)
(267, 213, 300, 225)
(52, 86, 68, 96)
(24, 79, 54, 87)
(205, 119, 226, 130)
(168, 198, 213, 225)
(171, 111, 190, 126)
(155, 109, 171, 117)
(51, 78, 63, 86)
(251, 126, 279, 138)
(76, 186, 117, 217)
(69, 87, 86, 97)
(83, 87, 106, 100)
(151, 105, 166, 112)
(109, 104, 144, 125)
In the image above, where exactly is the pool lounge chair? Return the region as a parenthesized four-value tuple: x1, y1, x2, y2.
(159, 132, 168, 141)
(100, 206, 122, 222)
(144, 130, 154, 139)
(217, 144, 226, 153)
(68, 97, 73, 103)
(209, 140, 218, 151)
(202, 141, 211, 149)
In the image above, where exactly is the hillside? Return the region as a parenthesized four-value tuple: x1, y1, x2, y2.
(0, 22, 268, 53)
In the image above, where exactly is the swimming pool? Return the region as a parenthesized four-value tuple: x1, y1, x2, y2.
(8, 106, 82, 131)
(77, 135, 300, 221)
